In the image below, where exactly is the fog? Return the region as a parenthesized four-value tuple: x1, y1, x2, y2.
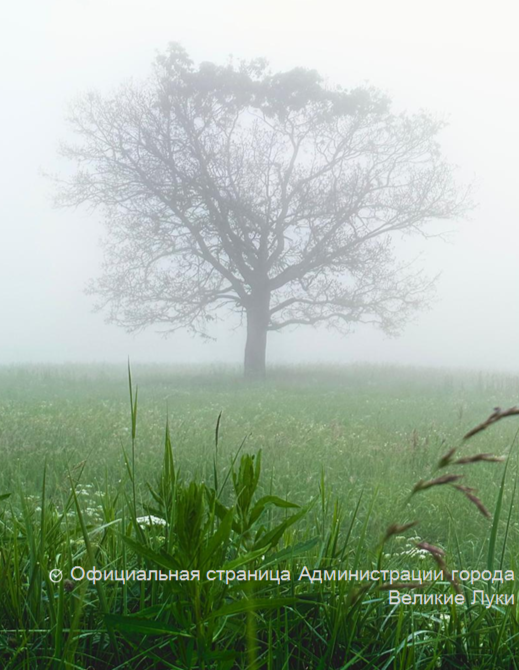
(1, 0, 518, 371)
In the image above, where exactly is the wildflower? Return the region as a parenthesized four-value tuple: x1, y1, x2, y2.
(136, 515, 166, 528)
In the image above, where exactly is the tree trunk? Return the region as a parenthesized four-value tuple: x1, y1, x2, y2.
(244, 295, 270, 380)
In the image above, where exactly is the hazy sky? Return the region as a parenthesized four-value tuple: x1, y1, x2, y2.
(1, 0, 518, 371)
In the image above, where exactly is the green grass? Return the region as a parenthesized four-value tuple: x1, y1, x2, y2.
(0, 363, 518, 669)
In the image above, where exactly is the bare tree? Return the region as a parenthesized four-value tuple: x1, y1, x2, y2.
(55, 44, 470, 379)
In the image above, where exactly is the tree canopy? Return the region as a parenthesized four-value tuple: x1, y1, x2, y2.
(56, 44, 470, 378)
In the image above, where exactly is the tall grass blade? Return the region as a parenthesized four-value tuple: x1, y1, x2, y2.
(487, 431, 517, 570)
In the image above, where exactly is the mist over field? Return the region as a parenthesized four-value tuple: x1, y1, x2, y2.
(2, 3, 519, 668)
(1, 0, 518, 371)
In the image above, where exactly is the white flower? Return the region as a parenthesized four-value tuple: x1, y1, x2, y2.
(136, 515, 166, 528)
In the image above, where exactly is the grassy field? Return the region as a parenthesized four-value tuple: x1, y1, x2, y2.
(0, 364, 518, 669)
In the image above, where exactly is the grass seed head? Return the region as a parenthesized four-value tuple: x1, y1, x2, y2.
(416, 543, 462, 594)
(453, 485, 491, 519)
(437, 447, 456, 468)
(464, 405, 519, 439)
(383, 520, 418, 542)
(415, 541, 445, 557)
(412, 474, 463, 494)
(453, 453, 505, 465)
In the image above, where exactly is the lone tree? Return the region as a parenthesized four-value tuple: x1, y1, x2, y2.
(56, 45, 469, 379)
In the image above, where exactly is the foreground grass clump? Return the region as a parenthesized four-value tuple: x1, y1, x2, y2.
(0, 364, 518, 668)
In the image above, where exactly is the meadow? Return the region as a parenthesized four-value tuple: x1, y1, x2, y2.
(0, 363, 518, 669)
